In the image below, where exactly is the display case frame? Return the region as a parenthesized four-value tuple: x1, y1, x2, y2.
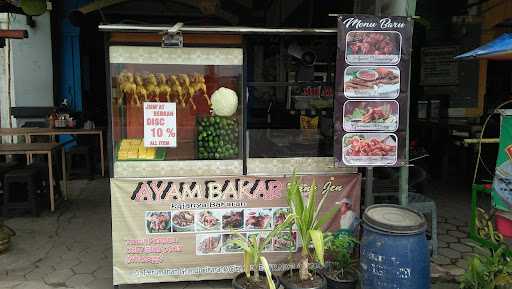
(106, 34, 246, 178)
(104, 28, 355, 178)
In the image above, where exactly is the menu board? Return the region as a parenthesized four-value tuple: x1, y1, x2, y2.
(111, 174, 361, 285)
(420, 46, 459, 86)
(334, 15, 414, 167)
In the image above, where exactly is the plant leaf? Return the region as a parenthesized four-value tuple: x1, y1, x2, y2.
(263, 214, 295, 248)
(312, 183, 333, 225)
(260, 257, 276, 289)
(288, 174, 304, 218)
(495, 273, 512, 286)
(304, 179, 317, 232)
(310, 229, 325, 266)
(243, 251, 251, 278)
(230, 239, 252, 253)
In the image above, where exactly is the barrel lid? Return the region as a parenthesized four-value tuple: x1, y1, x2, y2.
(363, 204, 426, 234)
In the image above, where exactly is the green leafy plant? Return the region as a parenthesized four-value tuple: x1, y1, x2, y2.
(230, 214, 294, 287)
(460, 217, 512, 289)
(460, 246, 512, 289)
(287, 175, 340, 281)
(324, 232, 358, 280)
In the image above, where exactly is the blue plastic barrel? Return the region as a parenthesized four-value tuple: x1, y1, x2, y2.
(360, 204, 430, 289)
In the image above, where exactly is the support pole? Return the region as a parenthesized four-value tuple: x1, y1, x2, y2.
(400, 166, 409, 206)
(366, 167, 374, 207)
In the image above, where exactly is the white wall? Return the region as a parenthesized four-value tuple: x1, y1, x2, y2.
(0, 14, 13, 139)
(9, 12, 54, 107)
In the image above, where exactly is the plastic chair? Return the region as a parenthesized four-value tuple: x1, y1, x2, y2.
(407, 192, 438, 256)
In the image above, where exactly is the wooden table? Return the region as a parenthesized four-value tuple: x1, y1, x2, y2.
(0, 128, 105, 176)
(0, 143, 67, 212)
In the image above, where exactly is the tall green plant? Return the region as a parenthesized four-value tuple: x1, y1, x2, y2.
(287, 175, 340, 281)
(230, 215, 294, 284)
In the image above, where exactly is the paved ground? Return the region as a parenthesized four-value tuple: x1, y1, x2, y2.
(424, 179, 483, 282)
(0, 178, 469, 289)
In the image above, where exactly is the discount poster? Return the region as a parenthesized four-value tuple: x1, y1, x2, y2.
(334, 15, 414, 167)
(143, 102, 177, 147)
(110, 174, 361, 285)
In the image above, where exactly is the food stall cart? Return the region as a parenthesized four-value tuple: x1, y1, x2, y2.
(457, 33, 512, 249)
(99, 24, 362, 286)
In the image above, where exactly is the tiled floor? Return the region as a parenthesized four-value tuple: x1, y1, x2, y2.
(0, 177, 480, 288)
(0, 179, 233, 289)
(423, 177, 490, 283)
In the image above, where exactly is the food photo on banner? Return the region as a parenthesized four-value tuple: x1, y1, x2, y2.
(334, 15, 414, 167)
(110, 174, 361, 285)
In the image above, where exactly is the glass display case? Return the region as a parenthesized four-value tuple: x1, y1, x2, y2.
(109, 46, 243, 177)
(244, 35, 344, 175)
(109, 37, 354, 177)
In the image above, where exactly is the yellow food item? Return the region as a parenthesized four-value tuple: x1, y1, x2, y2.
(118, 139, 157, 160)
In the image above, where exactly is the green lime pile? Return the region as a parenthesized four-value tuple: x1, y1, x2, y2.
(197, 116, 239, 160)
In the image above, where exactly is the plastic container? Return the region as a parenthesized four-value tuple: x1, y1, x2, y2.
(360, 204, 430, 289)
(496, 211, 512, 238)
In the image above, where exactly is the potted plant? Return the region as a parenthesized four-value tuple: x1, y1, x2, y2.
(460, 221, 512, 289)
(231, 215, 294, 289)
(280, 176, 340, 289)
(323, 233, 358, 289)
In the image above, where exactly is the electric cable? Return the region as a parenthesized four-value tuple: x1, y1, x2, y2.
(472, 99, 512, 184)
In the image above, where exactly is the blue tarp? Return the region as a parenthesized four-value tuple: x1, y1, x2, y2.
(455, 33, 512, 60)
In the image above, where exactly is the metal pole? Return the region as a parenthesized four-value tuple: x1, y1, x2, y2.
(98, 24, 337, 35)
(398, 0, 417, 206)
(370, 0, 417, 206)
(365, 167, 374, 207)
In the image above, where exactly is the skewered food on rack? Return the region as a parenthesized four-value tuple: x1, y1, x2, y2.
(116, 71, 213, 111)
(144, 73, 160, 102)
(119, 71, 138, 106)
(168, 75, 184, 106)
(184, 86, 197, 110)
(157, 73, 171, 102)
(134, 74, 148, 103)
(190, 73, 210, 106)
(177, 74, 190, 87)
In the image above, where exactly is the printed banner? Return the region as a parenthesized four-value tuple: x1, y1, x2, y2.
(111, 174, 361, 285)
(492, 113, 512, 212)
(334, 15, 414, 167)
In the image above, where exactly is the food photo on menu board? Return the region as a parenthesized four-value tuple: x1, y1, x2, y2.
(343, 100, 399, 132)
(145, 211, 173, 233)
(342, 133, 398, 166)
(196, 210, 222, 231)
(172, 210, 195, 232)
(344, 66, 400, 98)
(245, 208, 272, 230)
(196, 234, 222, 255)
(221, 233, 245, 253)
(345, 31, 402, 65)
(273, 231, 298, 252)
(222, 209, 244, 230)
